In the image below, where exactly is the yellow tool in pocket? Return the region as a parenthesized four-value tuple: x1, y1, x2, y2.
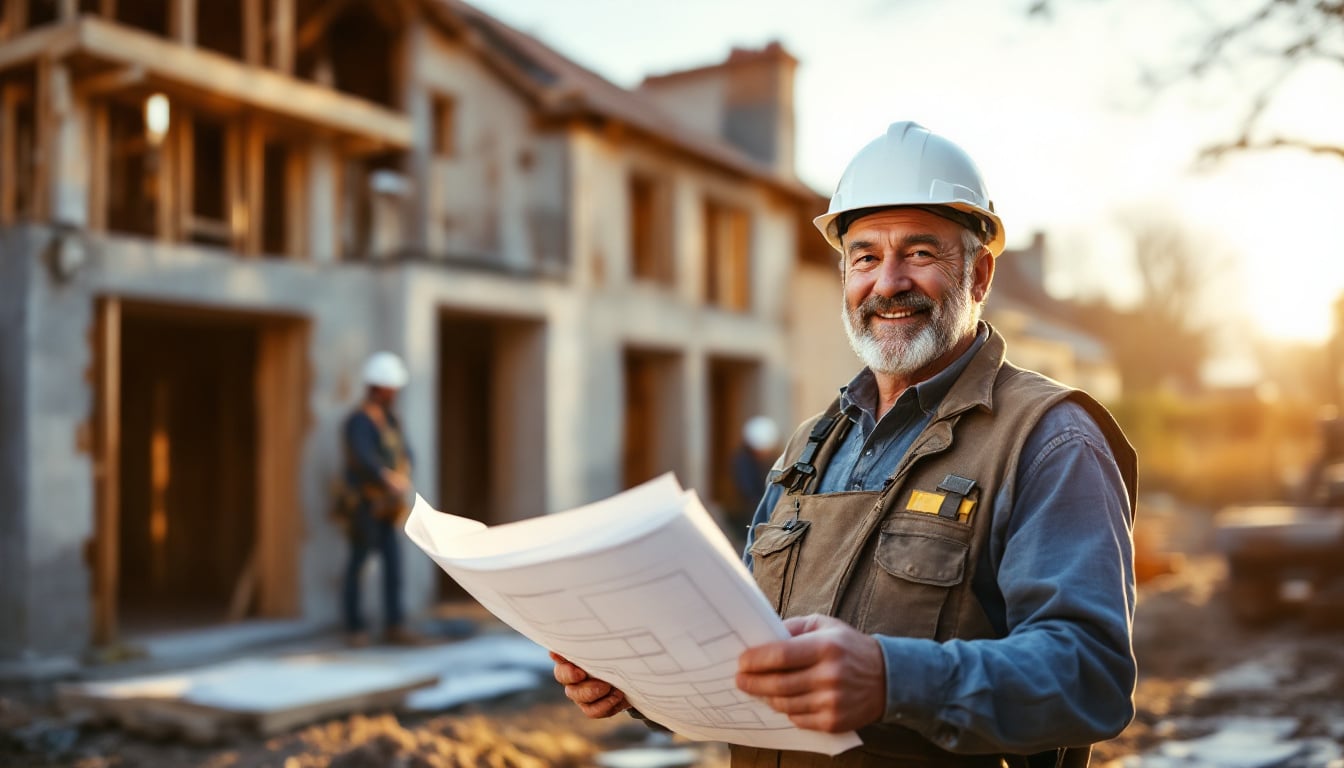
(906, 490, 975, 522)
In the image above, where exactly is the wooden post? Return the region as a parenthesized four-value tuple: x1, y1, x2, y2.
(58, 0, 77, 21)
(0, 83, 16, 223)
(92, 297, 122, 647)
(253, 323, 305, 617)
(154, 106, 175, 242)
(226, 120, 243, 250)
(243, 118, 264, 256)
(169, 0, 196, 46)
(2, 0, 28, 42)
(32, 57, 51, 222)
(87, 102, 107, 231)
(271, 0, 294, 74)
(243, 0, 262, 67)
(285, 145, 307, 258)
(99, 0, 115, 19)
(176, 108, 194, 237)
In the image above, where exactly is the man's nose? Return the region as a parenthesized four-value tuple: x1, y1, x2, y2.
(872, 257, 913, 297)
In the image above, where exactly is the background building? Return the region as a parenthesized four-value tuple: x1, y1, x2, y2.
(0, 0, 828, 661)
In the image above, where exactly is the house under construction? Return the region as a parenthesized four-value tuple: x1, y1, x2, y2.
(0, 0, 839, 661)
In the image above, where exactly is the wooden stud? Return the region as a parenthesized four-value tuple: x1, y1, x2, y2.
(58, 0, 77, 21)
(271, 0, 294, 74)
(169, 0, 196, 46)
(72, 64, 144, 97)
(2, 0, 28, 42)
(253, 324, 304, 617)
(243, 0, 262, 67)
(225, 120, 242, 249)
(285, 143, 306, 258)
(154, 107, 175, 242)
(243, 117, 263, 256)
(92, 296, 122, 647)
(87, 101, 107, 231)
(0, 83, 16, 223)
(99, 0, 114, 20)
(176, 108, 193, 238)
(32, 57, 51, 222)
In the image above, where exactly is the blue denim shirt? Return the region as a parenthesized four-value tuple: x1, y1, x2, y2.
(742, 325, 1136, 754)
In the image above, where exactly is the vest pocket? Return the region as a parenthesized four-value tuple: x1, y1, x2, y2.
(863, 519, 969, 637)
(749, 520, 811, 615)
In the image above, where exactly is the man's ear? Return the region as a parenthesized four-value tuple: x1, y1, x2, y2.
(971, 248, 995, 303)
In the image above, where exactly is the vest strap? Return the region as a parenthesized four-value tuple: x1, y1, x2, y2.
(774, 397, 845, 494)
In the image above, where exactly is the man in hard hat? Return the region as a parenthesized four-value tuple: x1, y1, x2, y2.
(726, 416, 782, 551)
(339, 351, 419, 647)
(553, 122, 1137, 767)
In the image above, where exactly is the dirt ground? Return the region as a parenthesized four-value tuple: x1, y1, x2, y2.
(3, 554, 1341, 768)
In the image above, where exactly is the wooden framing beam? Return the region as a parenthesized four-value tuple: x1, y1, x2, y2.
(88, 102, 107, 231)
(72, 64, 144, 96)
(169, 0, 195, 46)
(92, 296, 122, 647)
(243, 117, 263, 256)
(284, 143, 307, 258)
(271, 0, 294, 74)
(242, 0, 262, 67)
(0, 82, 16, 223)
(0, 23, 79, 81)
(59, 0, 77, 21)
(1, 0, 27, 42)
(32, 56, 52, 222)
(73, 18, 411, 148)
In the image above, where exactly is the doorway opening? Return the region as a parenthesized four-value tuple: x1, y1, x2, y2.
(435, 311, 547, 599)
(92, 299, 307, 642)
(621, 347, 685, 490)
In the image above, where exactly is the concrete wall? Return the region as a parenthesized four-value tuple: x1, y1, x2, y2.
(0, 227, 32, 659)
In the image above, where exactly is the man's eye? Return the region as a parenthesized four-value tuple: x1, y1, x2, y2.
(852, 254, 878, 266)
(908, 249, 938, 261)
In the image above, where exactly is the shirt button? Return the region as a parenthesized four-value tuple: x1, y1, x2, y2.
(864, 449, 874, 456)
(851, 482, 862, 490)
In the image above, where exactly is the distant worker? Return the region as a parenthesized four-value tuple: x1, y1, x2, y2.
(553, 121, 1138, 766)
(340, 351, 419, 647)
(727, 416, 781, 551)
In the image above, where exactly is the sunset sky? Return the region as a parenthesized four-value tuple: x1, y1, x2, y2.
(469, 0, 1344, 356)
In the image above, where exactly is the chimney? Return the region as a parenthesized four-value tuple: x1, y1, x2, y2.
(639, 41, 798, 177)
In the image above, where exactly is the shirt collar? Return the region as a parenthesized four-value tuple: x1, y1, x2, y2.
(838, 322, 990, 421)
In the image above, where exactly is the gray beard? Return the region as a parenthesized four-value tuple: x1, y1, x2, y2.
(842, 270, 978, 376)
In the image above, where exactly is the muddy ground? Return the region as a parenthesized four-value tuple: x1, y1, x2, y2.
(3, 554, 1341, 768)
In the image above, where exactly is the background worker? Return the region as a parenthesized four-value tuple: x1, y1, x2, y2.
(726, 416, 781, 552)
(340, 351, 418, 647)
(554, 121, 1138, 767)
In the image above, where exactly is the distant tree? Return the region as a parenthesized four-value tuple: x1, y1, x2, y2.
(1030, 0, 1344, 161)
(1066, 218, 1213, 392)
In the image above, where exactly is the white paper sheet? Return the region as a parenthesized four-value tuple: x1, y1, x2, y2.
(404, 474, 861, 755)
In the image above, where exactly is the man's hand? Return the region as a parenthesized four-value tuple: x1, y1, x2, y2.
(736, 614, 886, 733)
(382, 468, 410, 494)
(550, 652, 631, 719)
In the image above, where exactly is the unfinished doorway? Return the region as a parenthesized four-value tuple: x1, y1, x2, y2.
(436, 312, 547, 598)
(92, 299, 307, 642)
(622, 348, 685, 490)
(707, 357, 764, 513)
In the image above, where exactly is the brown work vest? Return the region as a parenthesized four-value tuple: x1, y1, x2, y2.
(731, 330, 1136, 768)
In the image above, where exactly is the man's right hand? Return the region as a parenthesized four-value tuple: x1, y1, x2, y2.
(550, 652, 631, 718)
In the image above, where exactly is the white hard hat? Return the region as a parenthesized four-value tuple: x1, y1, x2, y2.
(813, 121, 1006, 257)
(743, 416, 780, 452)
(362, 351, 409, 389)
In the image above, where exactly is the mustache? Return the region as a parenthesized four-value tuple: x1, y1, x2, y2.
(859, 292, 936, 319)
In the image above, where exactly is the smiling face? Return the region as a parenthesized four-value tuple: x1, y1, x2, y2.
(839, 207, 994, 384)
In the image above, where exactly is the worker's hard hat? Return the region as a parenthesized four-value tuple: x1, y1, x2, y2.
(743, 416, 780, 452)
(814, 121, 1006, 257)
(362, 351, 409, 389)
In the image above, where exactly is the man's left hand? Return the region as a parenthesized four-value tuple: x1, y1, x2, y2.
(736, 614, 886, 733)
